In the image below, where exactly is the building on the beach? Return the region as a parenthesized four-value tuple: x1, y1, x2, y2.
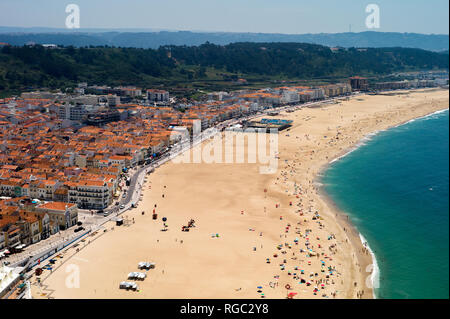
(281, 89, 300, 104)
(370, 79, 444, 91)
(322, 83, 352, 97)
(350, 76, 369, 91)
(244, 118, 293, 133)
(304, 88, 326, 100)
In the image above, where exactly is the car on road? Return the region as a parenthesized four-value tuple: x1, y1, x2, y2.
(120, 204, 125, 209)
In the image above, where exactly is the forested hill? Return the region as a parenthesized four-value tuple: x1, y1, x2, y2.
(0, 42, 448, 94)
(164, 42, 448, 77)
(1, 30, 448, 52)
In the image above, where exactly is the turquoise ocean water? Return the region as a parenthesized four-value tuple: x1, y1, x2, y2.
(322, 109, 449, 299)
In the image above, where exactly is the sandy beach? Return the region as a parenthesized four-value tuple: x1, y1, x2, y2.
(30, 88, 449, 299)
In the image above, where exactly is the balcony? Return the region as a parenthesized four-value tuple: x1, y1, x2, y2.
(77, 193, 104, 198)
(77, 188, 107, 193)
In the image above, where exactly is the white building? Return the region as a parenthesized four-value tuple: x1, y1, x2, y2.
(68, 180, 112, 210)
(281, 90, 300, 104)
(58, 104, 100, 121)
(0, 265, 21, 299)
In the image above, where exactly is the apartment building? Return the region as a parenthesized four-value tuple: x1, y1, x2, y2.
(115, 87, 142, 98)
(108, 155, 129, 170)
(106, 95, 120, 107)
(350, 76, 369, 91)
(0, 180, 20, 197)
(27, 180, 61, 201)
(281, 90, 300, 104)
(147, 89, 170, 103)
(304, 88, 325, 100)
(58, 104, 100, 121)
(68, 180, 112, 210)
(1, 222, 21, 249)
(16, 212, 41, 245)
(322, 83, 352, 97)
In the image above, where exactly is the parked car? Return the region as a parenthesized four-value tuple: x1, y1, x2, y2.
(74, 226, 84, 233)
(120, 204, 125, 209)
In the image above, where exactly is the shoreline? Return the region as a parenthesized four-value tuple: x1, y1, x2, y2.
(314, 106, 450, 299)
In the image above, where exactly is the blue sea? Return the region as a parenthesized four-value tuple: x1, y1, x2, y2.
(322, 109, 449, 299)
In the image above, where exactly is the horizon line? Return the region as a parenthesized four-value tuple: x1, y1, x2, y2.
(0, 26, 448, 36)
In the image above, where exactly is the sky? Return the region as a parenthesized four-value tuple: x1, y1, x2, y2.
(0, 0, 448, 34)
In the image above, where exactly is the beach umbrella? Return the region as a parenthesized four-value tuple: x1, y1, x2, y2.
(162, 217, 167, 222)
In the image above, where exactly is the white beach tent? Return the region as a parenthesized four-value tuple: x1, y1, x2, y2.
(119, 281, 139, 290)
(138, 262, 155, 270)
(137, 272, 146, 279)
(128, 272, 147, 280)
